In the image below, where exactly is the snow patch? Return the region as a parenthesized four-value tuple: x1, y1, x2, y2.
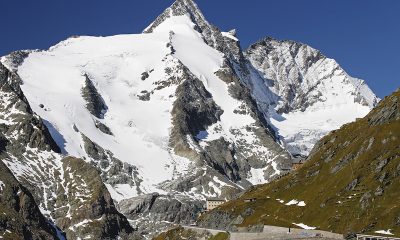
(247, 167, 266, 185)
(297, 201, 306, 207)
(186, 135, 201, 153)
(285, 199, 299, 206)
(293, 223, 316, 230)
(375, 230, 394, 236)
(68, 219, 93, 231)
(105, 184, 141, 203)
(285, 199, 306, 207)
(221, 32, 238, 41)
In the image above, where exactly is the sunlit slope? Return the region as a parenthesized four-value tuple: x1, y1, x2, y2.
(200, 89, 400, 236)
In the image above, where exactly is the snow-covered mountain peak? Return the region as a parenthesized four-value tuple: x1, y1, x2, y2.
(245, 36, 379, 157)
(246, 37, 379, 112)
(143, 0, 243, 61)
(144, 0, 209, 35)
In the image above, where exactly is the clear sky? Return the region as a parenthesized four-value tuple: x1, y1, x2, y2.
(0, 0, 399, 98)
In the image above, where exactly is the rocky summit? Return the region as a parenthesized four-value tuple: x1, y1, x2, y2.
(0, 0, 380, 239)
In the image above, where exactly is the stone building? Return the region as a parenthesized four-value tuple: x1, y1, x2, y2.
(206, 198, 226, 211)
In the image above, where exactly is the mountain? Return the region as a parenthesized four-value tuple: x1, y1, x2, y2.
(198, 89, 400, 236)
(246, 37, 379, 157)
(0, 1, 291, 236)
(0, 0, 379, 238)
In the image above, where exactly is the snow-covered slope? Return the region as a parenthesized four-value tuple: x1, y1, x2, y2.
(18, 33, 180, 197)
(16, 13, 289, 197)
(246, 37, 379, 156)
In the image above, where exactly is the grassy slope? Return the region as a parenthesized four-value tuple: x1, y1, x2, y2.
(201, 89, 400, 236)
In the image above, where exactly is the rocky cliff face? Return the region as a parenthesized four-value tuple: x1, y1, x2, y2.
(118, 193, 204, 236)
(81, 74, 108, 119)
(245, 37, 379, 156)
(0, 160, 60, 240)
(57, 157, 135, 240)
(198, 89, 400, 236)
(246, 37, 378, 113)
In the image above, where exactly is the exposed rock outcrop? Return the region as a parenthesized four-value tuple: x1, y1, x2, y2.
(119, 193, 203, 224)
(368, 88, 399, 126)
(81, 134, 143, 195)
(58, 157, 135, 240)
(245, 37, 379, 156)
(1, 50, 31, 71)
(246, 37, 378, 113)
(81, 74, 108, 119)
(170, 63, 223, 159)
(0, 160, 60, 240)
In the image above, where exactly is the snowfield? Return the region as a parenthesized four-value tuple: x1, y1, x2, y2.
(270, 98, 371, 156)
(18, 17, 198, 199)
(375, 230, 394, 236)
(16, 14, 282, 201)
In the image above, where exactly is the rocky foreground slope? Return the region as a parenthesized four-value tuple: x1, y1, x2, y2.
(0, 0, 379, 238)
(199, 89, 400, 236)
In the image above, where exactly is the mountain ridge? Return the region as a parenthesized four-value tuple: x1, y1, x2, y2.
(246, 36, 378, 111)
(246, 36, 379, 156)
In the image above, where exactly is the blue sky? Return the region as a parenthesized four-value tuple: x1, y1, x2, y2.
(0, 0, 399, 98)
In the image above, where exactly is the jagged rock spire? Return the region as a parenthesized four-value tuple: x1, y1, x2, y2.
(144, 0, 226, 51)
(144, 0, 245, 63)
(144, 0, 208, 33)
